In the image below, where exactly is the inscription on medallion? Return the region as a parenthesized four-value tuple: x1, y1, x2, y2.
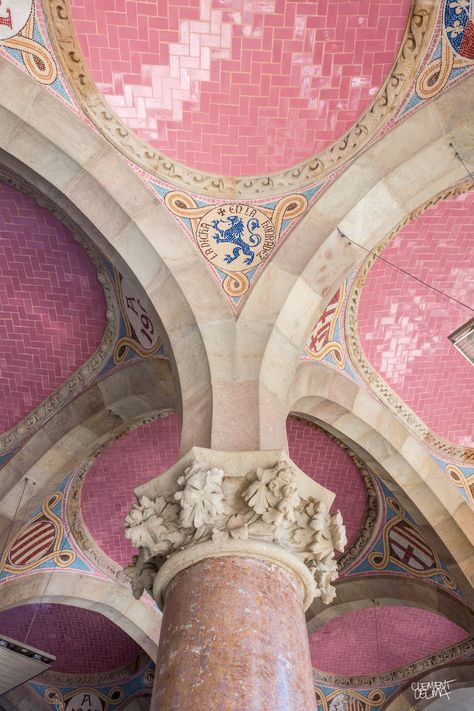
(0, 0, 32, 40)
(66, 693, 102, 711)
(196, 204, 276, 272)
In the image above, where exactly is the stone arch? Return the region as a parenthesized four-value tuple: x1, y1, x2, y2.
(0, 685, 50, 711)
(382, 660, 474, 710)
(247, 72, 474, 449)
(0, 359, 177, 534)
(289, 363, 474, 600)
(0, 571, 160, 658)
(0, 57, 215, 452)
(307, 574, 474, 635)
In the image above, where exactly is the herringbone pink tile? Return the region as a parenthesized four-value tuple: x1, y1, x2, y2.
(310, 606, 468, 674)
(70, 0, 410, 175)
(81, 415, 181, 567)
(0, 183, 106, 434)
(287, 417, 367, 549)
(359, 192, 474, 446)
(0, 603, 141, 673)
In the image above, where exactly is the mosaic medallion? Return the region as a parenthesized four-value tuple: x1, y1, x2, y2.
(196, 204, 275, 273)
(165, 191, 307, 301)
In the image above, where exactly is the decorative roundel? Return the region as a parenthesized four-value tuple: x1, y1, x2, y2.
(196, 204, 276, 273)
(444, 0, 474, 59)
(8, 518, 56, 567)
(65, 693, 102, 711)
(0, 0, 32, 40)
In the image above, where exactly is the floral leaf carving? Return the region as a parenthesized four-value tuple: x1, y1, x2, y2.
(243, 467, 277, 514)
(175, 463, 229, 529)
(124, 458, 347, 607)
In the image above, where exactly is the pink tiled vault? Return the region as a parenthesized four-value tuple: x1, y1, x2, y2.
(0, 183, 106, 434)
(0, 603, 142, 673)
(70, 0, 410, 175)
(81, 415, 181, 567)
(358, 191, 474, 447)
(287, 417, 367, 549)
(310, 606, 468, 674)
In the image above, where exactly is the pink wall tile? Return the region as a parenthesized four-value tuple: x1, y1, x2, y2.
(287, 417, 367, 550)
(70, 0, 410, 175)
(82, 416, 365, 565)
(0, 183, 106, 434)
(358, 191, 474, 446)
(310, 606, 468, 674)
(0, 603, 142, 673)
(81, 415, 181, 567)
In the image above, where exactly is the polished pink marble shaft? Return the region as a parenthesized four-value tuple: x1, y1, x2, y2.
(151, 556, 316, 711)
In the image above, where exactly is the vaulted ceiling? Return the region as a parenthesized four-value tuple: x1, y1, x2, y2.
(0, 0, 473, 709)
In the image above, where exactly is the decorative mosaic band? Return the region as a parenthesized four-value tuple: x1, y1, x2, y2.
(165, 191, 307, 298)
(313, 636, 474, 689)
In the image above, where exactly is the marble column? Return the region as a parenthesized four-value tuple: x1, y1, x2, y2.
(124, 448, 346, 711)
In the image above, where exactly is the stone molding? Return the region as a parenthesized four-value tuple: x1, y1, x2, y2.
(313, 636, 474, 688)
(42, 0, 435, 198)
(0, 168, 119, 455)
(345, 180, 474, 463)
(124, 448, 346, 609)
(39, 651, 151, 687)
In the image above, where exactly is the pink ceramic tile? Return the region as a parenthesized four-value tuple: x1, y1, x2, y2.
(0, 183, 106, 434)
(69, 0, 410, 175)
(287, 417, 367, 549)
(310, 606, 468, 674)
(358, 192, 474, 446)
(81, 415, 181, 567)
(0, 603, 141, 673)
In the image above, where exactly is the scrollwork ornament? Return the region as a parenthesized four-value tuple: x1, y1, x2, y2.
(124, 458, 347, 605)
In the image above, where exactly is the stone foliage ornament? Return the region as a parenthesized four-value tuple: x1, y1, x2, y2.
(124, 454, 346, 607)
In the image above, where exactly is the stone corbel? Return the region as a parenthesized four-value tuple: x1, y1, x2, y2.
(124, 448, 346, 609)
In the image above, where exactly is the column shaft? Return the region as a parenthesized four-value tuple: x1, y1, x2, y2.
(152, 556, 317, 711)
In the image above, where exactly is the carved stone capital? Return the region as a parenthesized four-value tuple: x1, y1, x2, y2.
(124, 448, 346, 609)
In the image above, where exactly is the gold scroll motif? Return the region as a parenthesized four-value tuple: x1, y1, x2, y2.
(368, 497, 457, 589)
(446, 464, 474, 507)
(45, 687, 123, 711)
(416, 4, 474, 99)
(165, 192, 307, 297)
(0, 3, 57, 85)
(316, 688, 385, 711)
(1, 492, 74, 574)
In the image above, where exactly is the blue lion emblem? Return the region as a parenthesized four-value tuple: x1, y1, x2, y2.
(211, 215, 261, 266)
